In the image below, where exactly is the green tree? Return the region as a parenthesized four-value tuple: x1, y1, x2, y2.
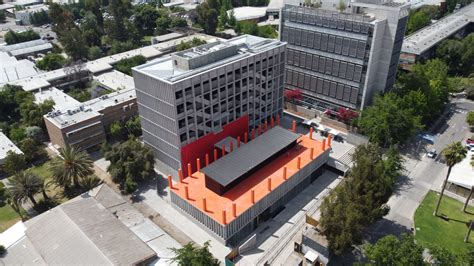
(429, 245, 458, 265)
(106, 0, 132, 42)
(108, 40, 136, 55)
(235, 20, 258, 35)
(9, 126, 27, 145)
(218, 7, 228, 29)
(61, 27, 89, 60)
(88, 46, 103, 60)
(434, 142, 467, 216)
(407, 11, 430, 35)
(104, 138, 154, 194)
(125, 116, 142, 137)
(196, 1, 219, 34)
(467, 111, 474, 127)
(320, 144, 403, 254)
(0, 10, 7, 23)
(170, 241, 220, 266)
(364, 234, 424, 265)
(4, 29, 40, 44)
(228, 10, 236, 27)
(8, 171, 43, 207)
(359, 93, 423, 147)
(3, 151, 27, 176)
(36, 53, 67, 71)
(336, 0, 347, 11)
(115, 55, 146, 75)
(20, 138, 48, 164)
(109, 121, 126, 140)
(81, 11, 102, 47)
(85, 0, 104, 27)
(155, 16, 171, 35)
(171, 17, 187, 28)
(29, 9, 51, 26)
(133, 3, 160, 36)
(50, 146, 94, 189)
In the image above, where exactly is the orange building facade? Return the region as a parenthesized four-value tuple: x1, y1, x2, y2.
(170, 123, 331, 246)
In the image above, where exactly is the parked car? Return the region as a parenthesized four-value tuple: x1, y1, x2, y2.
(427, 149, 437, 159)
(301, 120, 318, 129)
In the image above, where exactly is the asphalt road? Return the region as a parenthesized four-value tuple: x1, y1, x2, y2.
(368, 98, 474, 241)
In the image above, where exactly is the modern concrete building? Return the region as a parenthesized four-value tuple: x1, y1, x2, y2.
(169, 125, 330, 245)
(44, 88, 137, 150)
(280, 0, 410, 110)
(133, 35, 286, 175)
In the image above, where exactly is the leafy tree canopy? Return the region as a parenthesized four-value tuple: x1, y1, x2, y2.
(364, 234, 424, 265)
(170, 241, 220, 266)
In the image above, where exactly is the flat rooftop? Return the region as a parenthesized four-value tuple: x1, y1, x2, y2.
(402, 3, 474, 55)
(45, 88, 136, 128)
(133, 35, 285, 84)
(172, 130, 327, 225)
(201, 126, 300, 188)
(0, 132, 23, 163)
(448, 150, 474, 189)
(34, 87, 80, 111)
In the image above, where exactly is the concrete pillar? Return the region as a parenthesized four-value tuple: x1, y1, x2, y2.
(276, 114, 280, 125)
(310, 147, 314, 160)
(230, 141, 233, 152)
(292, 120, 296, 132)
(232, 203, 237, 217)
(221, 145, 226, 157)
(205, 153, 209, 166)
(309, 127, 313, 140)
(202, 197, 207, 212)
(197, 158, 201, 172)
(168, 175, 174, 189)
(214, 149, 218, 161)
(244, 132, 248, 143)
(222, 210, 227, 225)
(283, 166, 287, 180)
(184, 186, 189, 200)
(322, 139, 326, 151)
(237, 136, 241, 148)
(271, 117, 274, 128)
(268, 178, 272, 191)
(187, 163, 192, 178)
(297, 156, 301, 169)
(251, 190, 255, 204)
(178, 168, 184, 183)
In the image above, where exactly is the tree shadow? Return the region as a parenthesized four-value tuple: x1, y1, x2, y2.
(392, 173, 413, 196)
(132, 172, 168, 202)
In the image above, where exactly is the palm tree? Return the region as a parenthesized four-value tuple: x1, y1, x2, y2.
(434, 142, 467, 216)
(49, 146, 94, 189)
(8, 171, 43, 208)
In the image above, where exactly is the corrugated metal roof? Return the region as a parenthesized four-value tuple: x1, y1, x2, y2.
(201, 126, 300, 187)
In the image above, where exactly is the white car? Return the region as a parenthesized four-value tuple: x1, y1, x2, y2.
(427, 149, 437, 158)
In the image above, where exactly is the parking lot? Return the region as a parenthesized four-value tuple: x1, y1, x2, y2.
(0, 17, 57, 44)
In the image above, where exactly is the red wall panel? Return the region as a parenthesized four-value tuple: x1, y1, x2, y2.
(180, 115, 249, 177)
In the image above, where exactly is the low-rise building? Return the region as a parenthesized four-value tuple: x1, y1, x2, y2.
(0, 39, 53, 59)
(0, 132, 23, 166)
(447, 149, 474, 198)
(44, 88, 138, 150)
(0, 52, 40, 84)
(14, 4, 48, 25)
(170, 125, 330, 246)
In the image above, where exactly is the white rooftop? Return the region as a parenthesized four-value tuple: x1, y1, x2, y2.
(0, 132, 23, 164)
(0, 39, 52, 56)
(0, 52, 40, 84)
(134, 35, 285, 83)
(402, 3, 474, 55)
(448, 150, 474, 189)
(227, 6, 268, 21)
(93, 70, 135, 91)
(34, 87, 80, 111)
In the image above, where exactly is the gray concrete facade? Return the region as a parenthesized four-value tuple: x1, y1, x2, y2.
(133, 35, 286, 170)
(280, 0, 409, 110)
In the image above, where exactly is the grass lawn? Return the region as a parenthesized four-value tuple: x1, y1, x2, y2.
(414, 190, 474, 255)
(0, 204, 22, 233)
(28, 161, 67, 204)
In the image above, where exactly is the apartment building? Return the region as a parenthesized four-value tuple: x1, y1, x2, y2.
(132, 35, 286, 175)
(44, 89, 137, 150)
(280, 0, 409, 110)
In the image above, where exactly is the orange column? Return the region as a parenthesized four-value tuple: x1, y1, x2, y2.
(283, 166, 287, 180)
(327, 134, 332, 148)
(187, 163, 192, 178)
(197, 158, 201, 172)
(251, 128, 255, 140)
(309, 127, 313, 140)
(276, 114, 280, 125)
(232, 203, 237, 217)
(297, 156, 301, 169)
(244, 132, 248, 143)
(292, 120, 296, 132)
(230, 141, 233, 152)
(251, 190, 255, 204)
(184, 186, 189, 200)
(310, 147, 314, 160)
(214, 149, 218, 161)
(202, 197, 207, 212)
(168, 175, 174, 189)
(178, 168, 184, 183)
(205, 153, 209, 166)
(264, 121, 268, 132)
(221, 145, 226, 157)
(270, 117, 274, 128)
(222, 210, 227, 225)
(268, 178, 272, 191)
(237, 136, 241, 148)
(322, 139, 326, 151)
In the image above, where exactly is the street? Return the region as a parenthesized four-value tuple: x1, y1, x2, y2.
(368, 98, 473, 240)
